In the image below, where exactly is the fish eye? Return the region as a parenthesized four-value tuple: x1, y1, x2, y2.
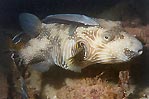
(102, 33, 114, 42)
(104, 36, 109, 40)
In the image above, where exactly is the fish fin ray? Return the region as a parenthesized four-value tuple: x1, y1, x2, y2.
(43, 14, 99, 26)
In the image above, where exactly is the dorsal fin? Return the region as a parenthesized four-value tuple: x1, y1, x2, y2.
(43, 14, 99, 26)
(19, 13, 42, 38)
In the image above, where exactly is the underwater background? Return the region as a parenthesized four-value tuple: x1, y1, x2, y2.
(0, 0, 148, 99)
(0, 0, 148, 27)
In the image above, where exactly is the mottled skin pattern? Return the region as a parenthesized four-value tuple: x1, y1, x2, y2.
(20, 19, 143, 72)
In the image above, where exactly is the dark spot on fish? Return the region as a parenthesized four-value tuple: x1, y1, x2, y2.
(54, 23, 69, 32)
(119, 34, 124, 39)
(107, 27, 124, 35)
(55, 24, 61, 31)
(62, 24, 69, 30)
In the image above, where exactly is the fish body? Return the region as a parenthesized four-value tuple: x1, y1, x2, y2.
(18, 13, 143, 72)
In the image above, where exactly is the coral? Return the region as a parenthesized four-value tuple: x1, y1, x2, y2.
(56, 75, 128, 99)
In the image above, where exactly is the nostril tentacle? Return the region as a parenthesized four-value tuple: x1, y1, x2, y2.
(124, 48, 137, 59)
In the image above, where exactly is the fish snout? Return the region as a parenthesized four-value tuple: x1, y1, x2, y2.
(124, 48, 143, 59)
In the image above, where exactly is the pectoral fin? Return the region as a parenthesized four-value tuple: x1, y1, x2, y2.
(31, 61, 50, 72)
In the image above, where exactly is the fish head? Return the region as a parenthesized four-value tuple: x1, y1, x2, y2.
(96, 27, 143, 63)
(76, 26, 143, 64)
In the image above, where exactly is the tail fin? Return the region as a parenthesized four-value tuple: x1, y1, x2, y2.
(19, 13, 42, 38)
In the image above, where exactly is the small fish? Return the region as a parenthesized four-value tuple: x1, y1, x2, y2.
(18, 13, 143, 72)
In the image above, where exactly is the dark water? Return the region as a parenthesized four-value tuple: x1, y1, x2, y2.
(0, 0, 117, 26)
(0, 0, 148, 27)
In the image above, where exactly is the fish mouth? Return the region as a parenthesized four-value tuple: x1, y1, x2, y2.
(96, 51, 143, 64)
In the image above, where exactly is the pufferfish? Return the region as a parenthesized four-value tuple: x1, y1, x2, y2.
(15, 13, 143, 72)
